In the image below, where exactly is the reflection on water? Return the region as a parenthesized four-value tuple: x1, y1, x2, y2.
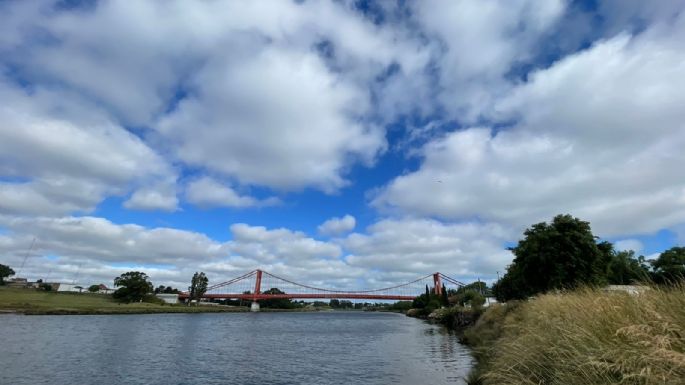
(0, 312, 472, 385)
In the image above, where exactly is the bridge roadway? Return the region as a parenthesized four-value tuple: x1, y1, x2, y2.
(178, 293, 415, 301)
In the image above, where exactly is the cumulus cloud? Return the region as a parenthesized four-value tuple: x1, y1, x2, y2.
(343, 218, 514, 283)
(318, 215, 356, 236)
(0, 81, 175, 216)
(374, 13, 685, 237)
(0, 0, 424, 194)
(0, 215, 229, 289)
(124, 184, 179, 212)
(411, 0, 566, 121)
(185, 177, 279, 209)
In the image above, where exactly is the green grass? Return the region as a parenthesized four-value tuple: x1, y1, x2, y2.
(463, 286, 685, 385)
(0, 287, 247, 315)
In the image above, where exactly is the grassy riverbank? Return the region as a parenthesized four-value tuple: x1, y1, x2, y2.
(0, 287, 247, 315)
(463, 286, 685, 385)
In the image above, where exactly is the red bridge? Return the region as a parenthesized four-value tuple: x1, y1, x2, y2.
(179, 269, 465, 310)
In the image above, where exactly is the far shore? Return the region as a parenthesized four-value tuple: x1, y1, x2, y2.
(0, 287, 330, 315)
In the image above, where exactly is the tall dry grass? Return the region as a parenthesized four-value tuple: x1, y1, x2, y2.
(466, 286, 685, 385)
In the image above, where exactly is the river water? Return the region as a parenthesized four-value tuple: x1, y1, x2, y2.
(0, 311, 472, 385)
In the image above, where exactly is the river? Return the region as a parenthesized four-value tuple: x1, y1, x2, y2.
(0, 311, 473, 385)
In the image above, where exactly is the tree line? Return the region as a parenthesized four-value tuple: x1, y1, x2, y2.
(493, 214, 685, 302)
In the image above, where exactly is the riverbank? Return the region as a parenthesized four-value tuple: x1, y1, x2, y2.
(0, 287, 250, 315)
(461, 286, 685, 385)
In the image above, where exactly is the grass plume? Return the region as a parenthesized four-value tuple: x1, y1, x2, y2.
(464, 285, 685, 384)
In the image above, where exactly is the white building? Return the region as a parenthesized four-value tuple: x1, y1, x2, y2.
(156, 293, 179, 304)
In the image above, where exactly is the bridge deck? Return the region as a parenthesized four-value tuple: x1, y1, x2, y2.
(179, 293, 416, 301)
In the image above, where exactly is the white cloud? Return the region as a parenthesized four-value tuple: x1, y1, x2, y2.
(411, 0, 566, 121)
(124, 185, 179, 212)
(1, 0, 419, 194)
(0, 81, 175, 216)
(374, 14, 685, 237)
(614, 239, 644, 254)
(318, 215, 356, 236)
(0, 215, 229, 289)
(185, 177, 279, 208)
(343, 218, 514, 281)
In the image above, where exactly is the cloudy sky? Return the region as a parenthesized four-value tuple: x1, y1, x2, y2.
(1, 0, 684, 291)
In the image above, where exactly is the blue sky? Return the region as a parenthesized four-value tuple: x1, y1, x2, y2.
(1, 0, 684, 290)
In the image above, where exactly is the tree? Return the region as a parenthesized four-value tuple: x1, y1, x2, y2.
(163, 286, 179, 294)
(494, 214, 612, 301)
(88, 284, 101, 293)
(0, 264, 15, 285)
(261, 288, 297, 309)
(452, 289, 485, 307)
(113, 271, 153, 303)
(189, 272, 209, 303)
(606, 250, 650, 284)
(652, 246, 685, 283)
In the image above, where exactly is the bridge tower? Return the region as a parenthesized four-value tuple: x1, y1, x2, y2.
(251, 269, 263, 312)
(433, 272, 442, 296)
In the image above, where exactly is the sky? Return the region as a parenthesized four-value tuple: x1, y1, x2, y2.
(1, 0, 685, 291)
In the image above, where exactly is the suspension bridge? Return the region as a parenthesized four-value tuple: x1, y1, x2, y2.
(179, 269, 466, 311)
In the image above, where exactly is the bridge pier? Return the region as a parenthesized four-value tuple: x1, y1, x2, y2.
(250, 301, 260, 312)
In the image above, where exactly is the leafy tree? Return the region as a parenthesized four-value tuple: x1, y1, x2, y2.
(0, 264, 15, 285)
(163, 286, 179, 294)
(260, 288, 298, 309)
(606, 250, 650, 284)
(189, 272, 209, 303)
(452, 289, 485, 307)
(74, 285, 84, 293)
(493, 214, 612, 301)
(652, 247, 685, 283)
(113, 271, 153, 302)
(457, 281, 490, 296)
(88, 284, 100, 293)
(329, 299, 341, 308)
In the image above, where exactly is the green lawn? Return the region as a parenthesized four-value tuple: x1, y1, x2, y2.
(0, 287, 247, 315)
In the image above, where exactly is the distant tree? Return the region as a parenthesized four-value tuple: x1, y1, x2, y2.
(154, 285, 166, 294)
(329, 299, 341, 308)
(261, 288, 298, 309)
(652, 247, 685, 283)
(339, 300, 353, 309)
(163, 286, 179, 294)
(606, 250, 650, 284)
(0, 264, 15, 285)
(493, 214, 612, 301)
(189, 272, 209, 303)
(457, 281, 489, 296)
(113, 271, 153, 303)
(74, 285, 84, 293)
(88, 284, 100, 293)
